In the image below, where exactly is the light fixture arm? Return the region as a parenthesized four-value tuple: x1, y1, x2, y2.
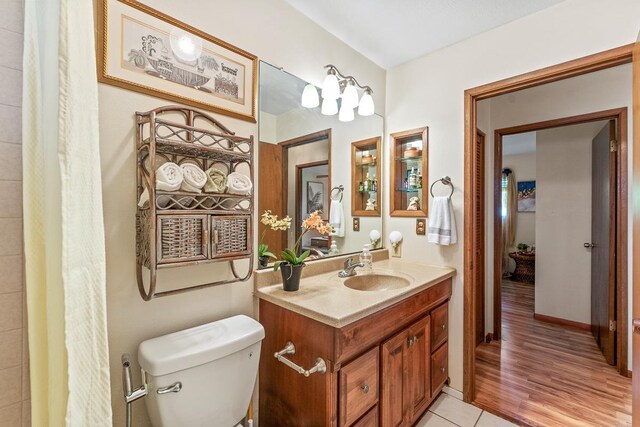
(325, 64, 373, 94)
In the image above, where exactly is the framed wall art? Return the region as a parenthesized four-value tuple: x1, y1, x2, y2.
(97, 0, 258, 122)
(517, 180, 536, 212)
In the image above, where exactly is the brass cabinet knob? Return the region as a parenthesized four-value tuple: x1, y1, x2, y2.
(440, 367, 446, 373)
(441, 323, 446, 330)
(361, 384, 369, 394)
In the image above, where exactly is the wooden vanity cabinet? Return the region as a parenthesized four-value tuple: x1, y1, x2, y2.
(259, 278, 452, 427)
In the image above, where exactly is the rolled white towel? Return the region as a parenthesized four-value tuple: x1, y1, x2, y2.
(226, 172, 253, 195)
(157, 162, 183, 191)
(180, 163, 207, 193)
(138, 162, 183, 207)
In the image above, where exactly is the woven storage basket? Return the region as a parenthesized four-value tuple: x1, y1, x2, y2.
(211, 216, 250, 257)
(157, 215, 208, 264)
(136, 210, 152, 268)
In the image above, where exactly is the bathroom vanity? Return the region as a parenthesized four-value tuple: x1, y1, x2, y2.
(255, 255, 455, 427)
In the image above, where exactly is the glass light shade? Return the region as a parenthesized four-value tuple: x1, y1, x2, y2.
(301, 84, 319, 108)
(358, 91, 375, 116)
(321, 73, 340, 100)
(338, 102, 354, 122)
(389, 230, 403, 244)
(321, 98, 338, 115)
(342, 82, 359, 108)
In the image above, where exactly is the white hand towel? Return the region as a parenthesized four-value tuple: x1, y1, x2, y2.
(329, 200, 345, 237)
(180, 163, 207, 193)
(138, 162, 184, 207)
(226, 172, 253, 195)
(427, 196, 457, 245)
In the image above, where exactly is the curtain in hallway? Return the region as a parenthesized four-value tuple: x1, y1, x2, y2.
(22, 0, 112, 425)
(502, 169, 516, 276)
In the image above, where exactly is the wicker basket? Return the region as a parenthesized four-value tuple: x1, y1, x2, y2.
(509, 251, 536, 284)
(212, 216, 250, 257)
(157, 215, 208, 264)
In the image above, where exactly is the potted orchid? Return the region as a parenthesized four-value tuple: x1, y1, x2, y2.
(274, 210, 333, 291)
(259, 210, 292, 268)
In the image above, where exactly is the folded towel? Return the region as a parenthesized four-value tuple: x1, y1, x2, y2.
(180, 163, 207, 193)
(203, 167, 228, 193)
(226, 172, 252, 195)
(329, 200, 345, 237)
(427, 196, 457, 245)
(138, 162, 184, 207)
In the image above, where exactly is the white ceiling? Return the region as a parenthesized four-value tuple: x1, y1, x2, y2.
(284, 0, 564, 69)
(503, 132, 536, 156)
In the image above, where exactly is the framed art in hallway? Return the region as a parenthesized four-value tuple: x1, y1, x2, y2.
(517, 180, 536, 212)
(97, 0, 258, 122)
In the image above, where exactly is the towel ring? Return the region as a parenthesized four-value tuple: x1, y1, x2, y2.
(330, 185, 344, 203)
(430, 176, 454, 199)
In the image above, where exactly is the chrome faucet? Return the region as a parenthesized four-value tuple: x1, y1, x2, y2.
(338, 257, 365, 278)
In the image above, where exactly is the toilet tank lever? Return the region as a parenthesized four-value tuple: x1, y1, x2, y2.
(274, 341, 327, 377)
(157, 381, 183, 394)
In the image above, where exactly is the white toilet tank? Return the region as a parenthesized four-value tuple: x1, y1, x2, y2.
(138, 315, 265, 427)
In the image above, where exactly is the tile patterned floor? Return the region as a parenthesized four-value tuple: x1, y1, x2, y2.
(417, 392, 518, 427)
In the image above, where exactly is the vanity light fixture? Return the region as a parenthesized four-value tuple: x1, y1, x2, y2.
(301, 84, 320, 108)
(369, 229, 381, 248)
(302, 65, 374, 122)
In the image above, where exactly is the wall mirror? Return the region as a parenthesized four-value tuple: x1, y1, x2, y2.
(258, 61, 384, 268)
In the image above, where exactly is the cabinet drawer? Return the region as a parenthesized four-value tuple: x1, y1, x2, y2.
(340, 347, 379, 427)
(430, 302, 448, 350)
(352, 406, 378, 427)
(431, 342, 448, 394)
(210, 215, 250, 258)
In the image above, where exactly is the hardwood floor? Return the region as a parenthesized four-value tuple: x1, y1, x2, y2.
(474, 280, 632, 427)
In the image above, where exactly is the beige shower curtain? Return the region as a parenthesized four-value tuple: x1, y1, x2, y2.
(22, 0, 112, 425)
(502, 170, 517, 276)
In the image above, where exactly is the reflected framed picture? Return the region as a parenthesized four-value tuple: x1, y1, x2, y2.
(97, 0, 257, 122)
(517, 180, 536, 212)
(307, 181, 325, 216)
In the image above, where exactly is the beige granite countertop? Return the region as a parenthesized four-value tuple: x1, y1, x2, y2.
(254, 257, 456, 328)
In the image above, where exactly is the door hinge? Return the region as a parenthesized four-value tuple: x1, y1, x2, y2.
(609, 320, 617, 332)
(610, 140, 618, 152)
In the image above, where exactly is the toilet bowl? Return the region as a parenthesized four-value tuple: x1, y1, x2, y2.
(138, 315, 265, 427)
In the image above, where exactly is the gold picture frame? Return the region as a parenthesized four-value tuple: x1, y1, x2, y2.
(97, 0, 258, 123)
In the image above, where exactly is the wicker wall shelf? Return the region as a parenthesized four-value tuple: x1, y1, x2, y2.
(135, 106, 254, 301)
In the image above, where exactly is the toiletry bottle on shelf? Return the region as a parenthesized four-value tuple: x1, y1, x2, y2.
(329, 240, 339, 255)
(417, 170, 422, 188)
(359, 181, 364, 193)
(409, 168, 417, 188)
(359, 244, 373, 275)
(364, 173, 370, 192)
(371, 178, 377, 192)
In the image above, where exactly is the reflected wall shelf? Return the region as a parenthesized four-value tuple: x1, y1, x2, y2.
(135, 106, 254, 300)
(351, 136, 381, 217)
(390, 127, 428, 217)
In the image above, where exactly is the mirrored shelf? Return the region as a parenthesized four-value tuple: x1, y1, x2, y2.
(390, 127, 428, 217)
(351, 137, 382, 217)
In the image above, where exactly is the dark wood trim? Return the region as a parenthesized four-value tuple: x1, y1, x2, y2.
(467, 44, 634, 100)
(463, 44, 633, 403)
(533, 313, 592, 332)
(484, 333, 493, 344)
(295, 160, 330, 246)
(632, 39, 640, 424)
(279, 129, 332, 250)
(389, 127, 429, 217)
(493, 108, 628, 375)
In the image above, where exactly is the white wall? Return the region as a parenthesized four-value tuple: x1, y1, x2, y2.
(260, 111, 277, 143)
(385, 0, 639, 391)
(535, 122, 604, 324)
(502, 151, 536, 261)
(101, 1, 385, 425)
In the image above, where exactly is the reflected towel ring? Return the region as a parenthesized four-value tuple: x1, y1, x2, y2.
(330, 185, 344, 202)
(430, 176, 454, 199)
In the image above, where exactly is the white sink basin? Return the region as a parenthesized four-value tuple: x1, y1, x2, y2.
(343, 274, 411, 292)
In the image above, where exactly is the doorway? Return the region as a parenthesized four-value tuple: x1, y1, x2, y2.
(463, 43, 635, 416)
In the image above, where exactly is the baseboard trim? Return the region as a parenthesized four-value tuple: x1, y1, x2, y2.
(533, 313, 591, 331)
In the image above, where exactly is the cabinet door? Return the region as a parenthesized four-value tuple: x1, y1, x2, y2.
(381, 330, 409, 427)
(407, 316, 431, 423)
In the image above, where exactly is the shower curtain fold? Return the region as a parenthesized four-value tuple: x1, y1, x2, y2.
(23, 0, 113, 425)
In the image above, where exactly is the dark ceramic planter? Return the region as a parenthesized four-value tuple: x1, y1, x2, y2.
(258, 256, 270, 269)
(280, 263, 305, 292)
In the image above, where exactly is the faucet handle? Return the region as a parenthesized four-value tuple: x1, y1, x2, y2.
(344, 257, 354, 269)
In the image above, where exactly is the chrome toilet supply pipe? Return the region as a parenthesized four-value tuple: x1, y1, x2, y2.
(274, 341, 327, 376)
(121, 353, 148, 427)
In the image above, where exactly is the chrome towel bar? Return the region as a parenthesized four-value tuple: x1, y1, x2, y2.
(274, 341, 327, 377)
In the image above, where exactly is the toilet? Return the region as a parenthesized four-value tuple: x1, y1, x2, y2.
(138, 315, 265, 427)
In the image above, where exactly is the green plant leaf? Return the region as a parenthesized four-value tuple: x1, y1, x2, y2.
(273, 261, 283, 271)
(262, 251, 276, 259)
(297, 250, 311, 264)
(281, 250, 296, 263)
